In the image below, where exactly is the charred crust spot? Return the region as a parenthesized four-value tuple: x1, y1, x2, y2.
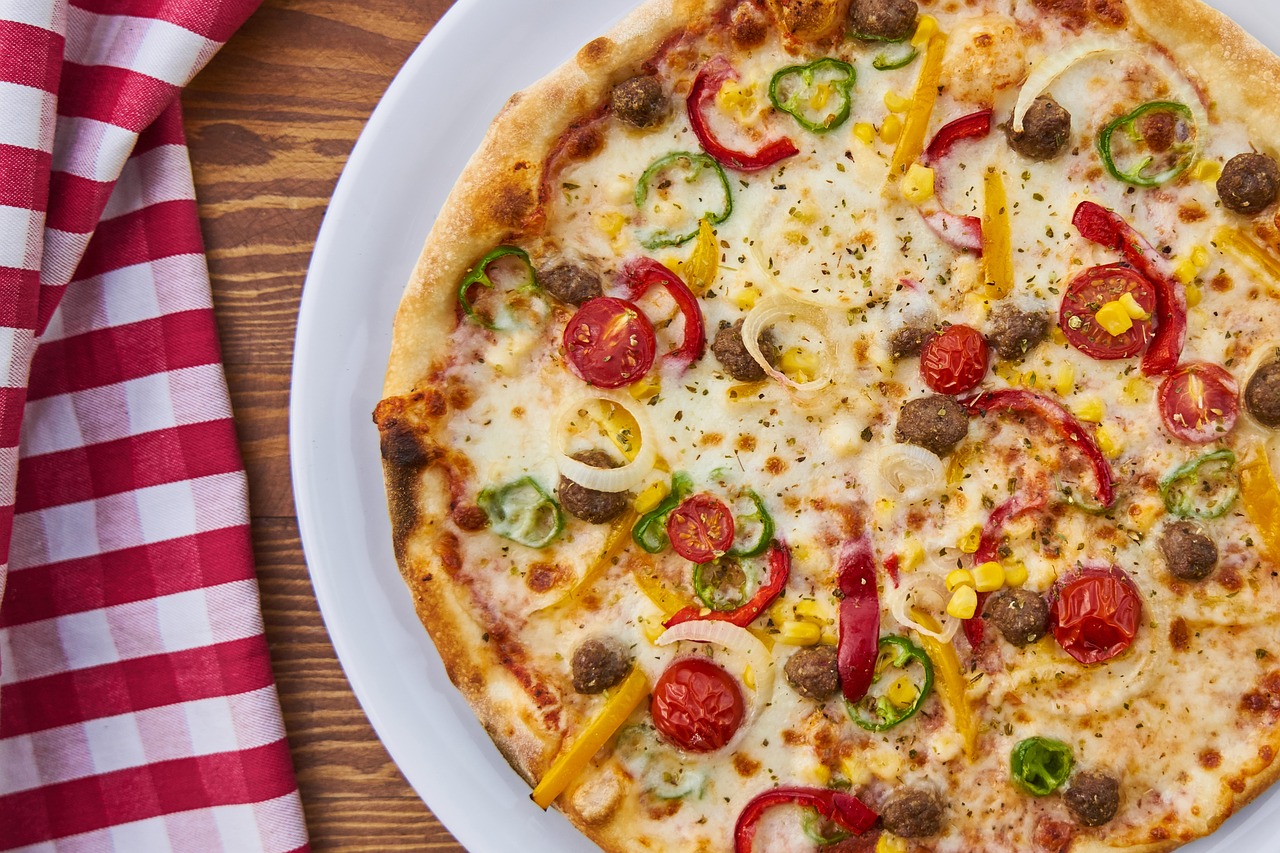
(1199, 749, 1222, 769)
(577, 36, 613, 68)
(424, 389, 447, 417)
(1219, 567, 1244, 592)
(1229, 778, 1247, 794)
(448, 382, 475, 411)
(452, 504, 488, 532)
(379, 421, 431, 467)
(1169, 617, 1190, 652)
(1261, 745, 1276, 764)
(490, 184, 536, 230)
(733, 753, 762, 777)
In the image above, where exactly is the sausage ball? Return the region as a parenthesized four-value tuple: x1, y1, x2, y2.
(557, 450, 630, 524)
(1218, 153, 1280, 214)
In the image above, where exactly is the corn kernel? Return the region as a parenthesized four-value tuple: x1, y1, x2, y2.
(1192, 160, 1223, 182)
(947, 585, 978, 619)
(880, 114, 903, 144)
(959, 525, 982, 554)
(642, 619, 666, 643)
(1186, 283, 1203, 307)
(806, 762, 832, 787)
(1124, 377, 1152, 404)
(717, 81, 757, 121)
(1095, 300, 1134, 336)
(1174, 259, 1198, 284)
(628, 374, 661, 403)
(1096, 424, 1124, 458)
(1074, 397, 1105, 423)
(884, 90, 912, 113)
(1050, 325, 1068, 346)
(886, 675, 919, 709)
(632, 480, 670, 514)
(749, 627, 775, 651)
(911, 14, 939, 47)
(794, 599, 827, 621)
(595, 211, 627, 244)
(1128, 499, 1164, 533)
(1118, 292, 1150, 320)
(1004, 560, 1029, 587)
(809, 83, 832, 112)
(780, 347, 819, 383)
(820, 628, 839, 645)
(1191, 246, 1210, 267)
(946, 568, 975, 591)
(779, 620, 823, 646)
(877, 834, 909, 853)
(901, 163, 936, 204)
(901, 538, 925, 571)
(853, 122, 876, 145)
(972, 561, 1005, 592)
(1054, 363, 1075, 397)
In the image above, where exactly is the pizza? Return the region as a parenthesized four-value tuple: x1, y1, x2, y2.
(372, 0, 1280, 850)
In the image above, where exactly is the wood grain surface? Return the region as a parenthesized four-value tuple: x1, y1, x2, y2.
(181, 0, 462, 849)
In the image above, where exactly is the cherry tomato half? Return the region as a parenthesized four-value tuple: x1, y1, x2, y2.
(1158, 362, 1241, 444)
(563, 296, 657, 389)
(1052, 566, 1142, 665)
(920, 324, 989, 394)
(1059, 264, 1156, 360)
(651, 657, 745, 753)
(666, 493, 735, 564)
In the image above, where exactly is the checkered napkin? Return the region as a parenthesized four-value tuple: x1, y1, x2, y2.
(0, 0, 309, 850)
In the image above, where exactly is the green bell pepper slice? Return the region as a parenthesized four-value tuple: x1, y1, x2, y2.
(1160, 449, 1239, 520)
(477, 476, 564, 548)
(769, 58, 857, 134)
(872, 42, 918, 71)
(844, 635, 934, 733)
(1011, 737, 1074, 796)
(1097, 101, 1198, 188)
(728, 489, 774, 558)
(634, 152, 732, 250)
(457, 246, 539, 331)
(692, 554, 761, 612)
(632, 471, 694, 553)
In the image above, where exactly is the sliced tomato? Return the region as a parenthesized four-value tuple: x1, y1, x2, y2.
(562, 296, 657, 388)
(1158, 363, 1241, 444)
(1052, 566, 1142, 665)
(1059, 264, 1156, 360)
(651, 657, 745, 753)
(666, 494, 735, 564)
(920, 324, 989, 394)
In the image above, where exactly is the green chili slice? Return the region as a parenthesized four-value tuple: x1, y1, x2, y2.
(844, 635, 934, 733)
(872, 43, 918, 71)
(632, 471, 694, 553)
(457, 246, 539, 330)
(634, 152, 732, 250)
(728, 489, 774, 558)
(477, 477, 564, 548)
(768, 58, 857, 134)
(693, 555, 761, 612)
(1011, 737, 1074, 796)
(1097, 101, 1198, 188)
(1160, 449, 1239, 520)
(801, 810, 851, 846)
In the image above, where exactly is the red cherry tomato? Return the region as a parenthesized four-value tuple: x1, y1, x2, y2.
(1052, 566, 1142, 665)
(651, 657, 744, 753)
(1158, 363, 1240, 444)
(920, 324, 989, 394)
(563, 297, 657, 389)
(666, 494, 735, 564)
(1059, 264, 1156, 360)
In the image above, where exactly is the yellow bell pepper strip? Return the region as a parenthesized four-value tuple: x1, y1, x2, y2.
(1240, 443, 1280, 564)
(633, 566, 688, 619)
(531, 668, 650, 809)
(982, 167, 1014, 298)
(553, 508, 640, 610)
(681, 218, 720, 296)
(888, 29, 949, 179)
(1215, 225, 1280, 291)
(910, 608, 978, 760)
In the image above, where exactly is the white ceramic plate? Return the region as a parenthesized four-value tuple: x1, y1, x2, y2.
(292, 2, 1280, 850)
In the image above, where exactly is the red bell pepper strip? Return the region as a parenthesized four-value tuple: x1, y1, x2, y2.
(1071, 201, 1187, 376)
(688, 57, 800, 172)
(620, 257, 707, 372)
(734, 786, 878, 853)
(924, 109, 993, 163)
(837, 536, 880, 704)
(964, 491, 1048, 647)
(962, 389, 1116, 510)
(663, 541, 790, 628)
(917, 110, 992, 254)
(921, 209, 984, 253)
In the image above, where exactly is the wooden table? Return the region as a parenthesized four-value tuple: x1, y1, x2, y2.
(182, 0, 462, 849)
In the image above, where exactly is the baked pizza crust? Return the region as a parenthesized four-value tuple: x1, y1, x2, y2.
(376, 0, 1280, 848)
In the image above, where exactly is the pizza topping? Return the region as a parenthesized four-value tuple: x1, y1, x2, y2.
(539, 262, 603, 307)
(712, 319, 778, 382)
(1217, 152, 1280, 214)
(783, 644, 840, 701)
(1006, 95, 1071, 161)
(849, 0, 918, 42)
(915, 111, 991, 255)
(726, 489, 775, 558)
(610, 75, 669, 129)
(845, 635, 934, 732)
(650, 657, 744, 753)
(666, 494, 735, 564)
(553, 395, 658, 493)
(873, 443, 945, 503)
(986, 305, 1050, 361)
(1245, 350, 1280, 427)
(895, 394, 969, 458)
(1158, 520, 1218, 582)
(924, 109, 992, 162)
(889, 324, 933, 360)
(1051, 565, 1142, 665)
(985, 588, 1051, 647)
(1063, 771, 1121, 827)
(1098, 101, 1199, 187)
(634, 152, 733, 250)
(837, 536, 881, 704)
(728, 0, 769, 48)
(563, 297, 657, 388)
(733, 787, 878, 853)
(1157, 362, 1240, 444)
(872, 41, 919, 71)
(880, 788, 944, 838)
(1059, 264, 1156, 361)
(1240, 444, 1280, 563)
(477, 476, 565, 548)
(571, 637, 634, 693)
(887, 20, 947, 178)
(768, 58, 856, 134)
(965, 490, 1046, 646)
(920, 325, 989, 395)
(557, 450, 632, 524)
(1159, 449, 1239, 520)
(693, 556, 757, 611)
(619, 257, 707, 372)
(458, 246, 543, 331)
(633, 471, 692, 552)
(1011, 737, 1074, 796)
(739, 295, 830, 392)
(666, 541, 791, 628)
(688, 57, 800, 172)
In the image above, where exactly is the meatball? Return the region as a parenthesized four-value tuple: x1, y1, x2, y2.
(986, 305, 1050, 360)
(891, 325, 933, 360)
(557, 450, 630, 524)
(881, 789, 944, 838)
(571, 637, 632, 694)
(894, 395, 969, 457)
(1159, 521, 1218, 581)
(985, 588, 1050, 646)
(1064, 772, 1121, 827)
(712, 319, 777, 382)
(849, 0, 917, 41)
(784, 645, 840, 700)
(1245, 352, 1280, 427)
(1218, 153, 1280, 214)
(540, 263, 602, 306)
(610, 75, 669, 129)
(1007, 96, 1072, 161)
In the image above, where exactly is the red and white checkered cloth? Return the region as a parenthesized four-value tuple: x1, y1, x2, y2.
(0, 0, 310, 850)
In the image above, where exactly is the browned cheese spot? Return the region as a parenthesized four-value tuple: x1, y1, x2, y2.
(1211, 272, 1234, 293)
(700, 432, 724, 447)
(452, 504, 489, 532)
(1178, 203, 1208, 223)
(1169, 617, 1191, 652)
(1199, 749, 1222, 769)
(525, 562, 568, 594)
(733, 753, 762, 777)
(737, 434, 758, 452)
(765, 455, 789, 475)
(439, 532, 463, 576)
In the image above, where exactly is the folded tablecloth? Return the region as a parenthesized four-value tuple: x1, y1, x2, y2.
(0, 0, 309, 850)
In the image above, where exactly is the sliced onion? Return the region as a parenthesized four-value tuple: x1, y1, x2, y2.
(655, 620, 776, 742)
(875, 444, 946, 503)
(888, 572, 960, 643)
(740, 294, 831, 394)
(553, 394, 658, 493)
